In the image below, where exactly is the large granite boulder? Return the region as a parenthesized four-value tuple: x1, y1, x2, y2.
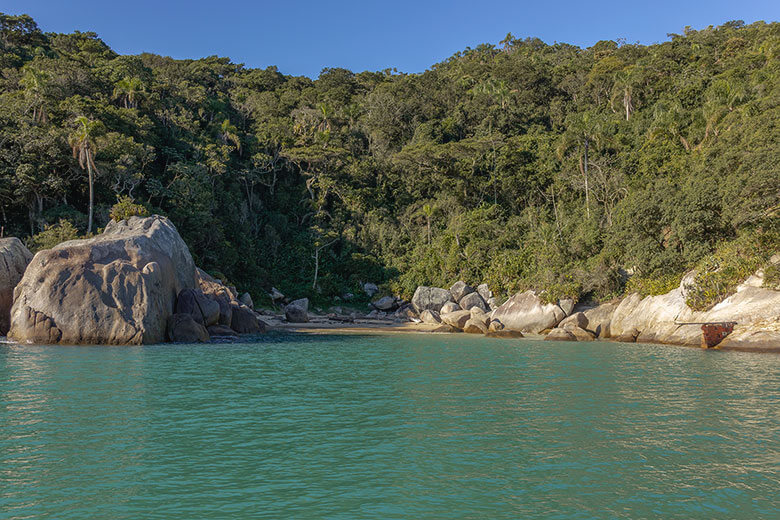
(176, 288, 220, 327)
(239, 292, 254, 309)
(463, 318, 487, 334)
(459, 292, 488, 312)
(167, 313, 209, 343)
(441, 310, 472, 330)
(372, 296, 397, 311)
(412, 286, 455, 313)
(559, 312, 588, 331)
(449, 281, 475, 303)
(0, 238, 33, 335)
(582, 302, 619, 338)
(230, 304, 266, 333)
(420, 309, 441, 324)
(9, 216, 196, 344)
(490, 290, 568, 333)
(285, 301, 309, 323)
(440, 301, 461, 314)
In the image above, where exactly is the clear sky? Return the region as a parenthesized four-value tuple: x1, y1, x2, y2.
(3, 0, 778, 78)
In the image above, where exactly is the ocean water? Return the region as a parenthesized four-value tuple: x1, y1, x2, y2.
(1, 333, 778, 519)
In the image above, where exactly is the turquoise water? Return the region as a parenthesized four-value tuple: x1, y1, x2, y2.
(1, 333, 779, 519)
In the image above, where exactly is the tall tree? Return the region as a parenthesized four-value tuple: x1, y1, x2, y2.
(69, 116, 101, 233)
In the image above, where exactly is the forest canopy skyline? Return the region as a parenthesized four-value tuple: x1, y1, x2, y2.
(2, 0, 777, 77)
(0, 12, 778, 310)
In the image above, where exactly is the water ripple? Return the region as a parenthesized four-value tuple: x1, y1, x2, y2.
(1, 334, 779, 518)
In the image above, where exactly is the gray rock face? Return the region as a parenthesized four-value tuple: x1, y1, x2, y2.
(559, 298, 576, 316)
(176, 288, 220, 327)
(463, 318, 487, 334)
(285, 303, 308, 323)
(363, 283, 379, 297)
(167, 313, 209, 343)
(609, 272, 780, 346)
(216, 297, 233, 326)
(441, 310, 471, 330)
(559, 312, 588, 331)
(420, 309, 441, 324)
(459, 292, 488, 312)
(239, 292, 254, 309)
(490, 290, 566, 333)
(0, 238, 33, 335)
(230, 304, 265, 333)
(289, 298, 309, 313)
(207, 324, 238, 338)
(440, 302, 461, 314)
(449, 281, 475, 303)
(488, 319, 505, 332)
(372, 296, 397, 311)
(544, 328, 577, 341)
(476, 283, 492, 302)
(10, 216, 196, 345)
(412, 286, 454, 313)
(270, 287, 285, 302)
(582, 302, 619, 338)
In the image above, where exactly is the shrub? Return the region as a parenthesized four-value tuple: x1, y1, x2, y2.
(684, 230, 778, 311)
(26, 220, 82, 252)
(109, 195, 150, 222)
(625, 272, 683, 297)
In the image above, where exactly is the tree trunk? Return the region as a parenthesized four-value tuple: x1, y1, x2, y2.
(584, 138, 590, 219)
(87, 156, 94, 234)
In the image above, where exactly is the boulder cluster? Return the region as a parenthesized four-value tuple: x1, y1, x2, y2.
(402, 281, 520, 337)
(2, 216, 265, 345)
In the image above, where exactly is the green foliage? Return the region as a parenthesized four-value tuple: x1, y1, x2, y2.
(626, 273, 683, 297)
(26, 219, 82, 252)
(684, 230, 779, 311)
(0, 14, 777, 303)
(109, 195, 149, 222)
(764, 263, 780, 291)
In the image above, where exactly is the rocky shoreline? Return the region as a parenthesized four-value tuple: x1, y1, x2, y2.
(0, 215, 777, 352)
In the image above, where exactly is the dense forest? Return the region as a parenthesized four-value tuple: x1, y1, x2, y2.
(0, 13, 778, 307)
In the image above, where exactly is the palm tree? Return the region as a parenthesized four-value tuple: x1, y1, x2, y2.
(611, 68, 635, 121)
(112, 77, 144, 109)
(20, 66, 49, 123)
(557, 112, 607, 219)
(220, 119, 241, 153)
(69, 116, 101, 233)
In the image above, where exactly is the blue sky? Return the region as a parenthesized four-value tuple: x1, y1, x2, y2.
(4, 0, 778, 78)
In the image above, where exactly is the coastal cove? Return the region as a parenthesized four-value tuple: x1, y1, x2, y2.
(2, 333, 779, 519)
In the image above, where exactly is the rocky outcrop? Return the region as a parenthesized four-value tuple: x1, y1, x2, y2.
(0, 238, 33, 335)
(490, 290, 570, 333)
(609, 275, 780, 347)
(412, 286, 454, 313)
(9, 216, 196, 345)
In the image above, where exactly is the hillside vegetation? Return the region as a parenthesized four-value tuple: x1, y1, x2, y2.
(1, 14, 778, 305)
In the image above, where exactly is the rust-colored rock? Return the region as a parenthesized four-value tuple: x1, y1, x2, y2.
(701, 322, 735, 348)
